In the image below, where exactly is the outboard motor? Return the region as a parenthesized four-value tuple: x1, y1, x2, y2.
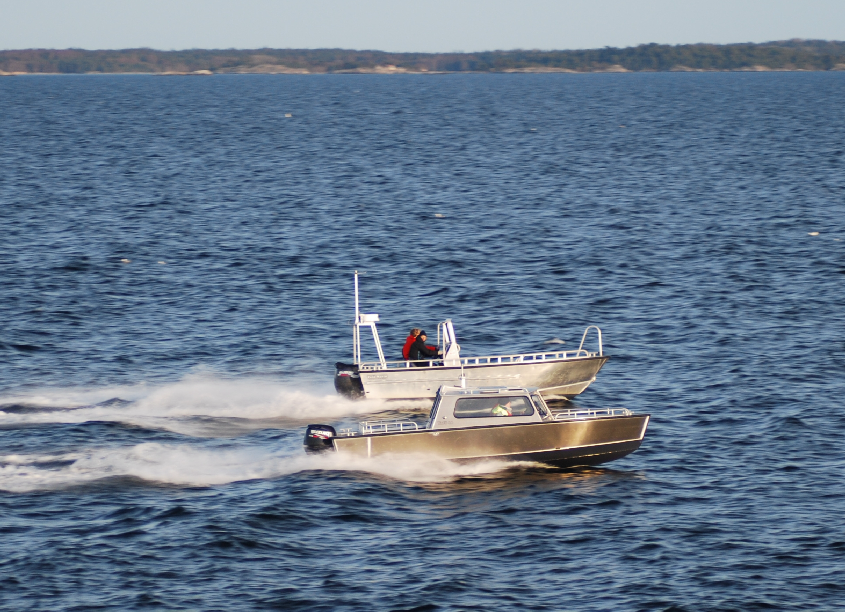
(304, 424, 337, 454)
(334, 362, 364, 399)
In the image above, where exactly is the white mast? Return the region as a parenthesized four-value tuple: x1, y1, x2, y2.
(354, 270, 360, 363)
(351, 271, 385, 367)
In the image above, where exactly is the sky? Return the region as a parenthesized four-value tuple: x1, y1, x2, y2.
(1, 0, 844, 52)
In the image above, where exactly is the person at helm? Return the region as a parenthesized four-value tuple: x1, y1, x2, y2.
(409, 330, 440, 365)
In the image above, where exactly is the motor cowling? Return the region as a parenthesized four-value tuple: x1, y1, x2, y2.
(334, 362, 364, 399)
(304, 424, 337, 453)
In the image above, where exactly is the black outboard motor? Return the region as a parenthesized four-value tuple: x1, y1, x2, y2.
(334, 362, 364, 399)
(304, 424, 337, 454)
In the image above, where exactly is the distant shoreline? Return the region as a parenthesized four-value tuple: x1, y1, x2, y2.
(4, 67, 845, 77)
(4, 66, 845, 77)
(3, 41, 845, 75)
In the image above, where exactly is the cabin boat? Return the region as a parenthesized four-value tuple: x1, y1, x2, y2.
(334, 272, 609, 401)
(306, 385, 649, 468)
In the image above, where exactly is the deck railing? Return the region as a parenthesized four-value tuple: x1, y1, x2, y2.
(552, 408, 631, 421)
(359, 420, 421, 435)
(358, 348, 598, 371)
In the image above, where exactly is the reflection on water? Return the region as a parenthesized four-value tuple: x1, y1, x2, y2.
(397, 464, 647, 498)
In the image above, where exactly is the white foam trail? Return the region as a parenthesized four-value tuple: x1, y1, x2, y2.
(0, 375, 422, 435)
(0, 444, 523, 493)
(0, 383, 156, 408)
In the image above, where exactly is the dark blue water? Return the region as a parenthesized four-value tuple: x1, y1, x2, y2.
(1, 73, 844, 611)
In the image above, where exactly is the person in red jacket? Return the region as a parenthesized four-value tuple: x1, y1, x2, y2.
(402, 328, 421, 360)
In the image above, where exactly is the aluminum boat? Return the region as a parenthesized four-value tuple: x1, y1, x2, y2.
(306, 385, 649, 468)
(334, 272, 609, 401)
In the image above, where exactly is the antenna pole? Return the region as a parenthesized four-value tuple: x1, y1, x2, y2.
(353, 271, 360, 363)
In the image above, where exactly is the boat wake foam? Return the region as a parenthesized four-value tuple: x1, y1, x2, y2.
(0, 443, 525, 493)
(0, 375, 421, 436)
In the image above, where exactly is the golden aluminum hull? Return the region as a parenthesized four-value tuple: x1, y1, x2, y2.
(332, 414, 649, 468)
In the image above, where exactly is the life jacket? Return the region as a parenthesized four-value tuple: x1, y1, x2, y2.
(492, 403, 512, 417)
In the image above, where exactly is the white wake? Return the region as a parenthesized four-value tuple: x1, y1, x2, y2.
(0, 443, 524, 493)
(0, 375, 425, 435)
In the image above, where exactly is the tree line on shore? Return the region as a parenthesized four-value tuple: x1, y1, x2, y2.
(2, 40, 845, 74)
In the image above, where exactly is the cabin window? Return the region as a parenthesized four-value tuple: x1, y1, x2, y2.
(454, 396, 535, 418)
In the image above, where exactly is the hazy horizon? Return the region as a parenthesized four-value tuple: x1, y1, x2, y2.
(2, 0, 845, 53)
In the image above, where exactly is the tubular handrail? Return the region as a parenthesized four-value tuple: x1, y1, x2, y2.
(578, 326, 603, 357)
(552, 407, 630, 421)
(359, 420, 421, 435)
(358, 347, 600, 371)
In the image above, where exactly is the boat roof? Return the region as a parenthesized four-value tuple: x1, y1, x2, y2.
(438, 385, 538, 396)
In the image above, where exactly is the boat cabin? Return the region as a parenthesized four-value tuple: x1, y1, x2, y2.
(427, 386, 552, 430)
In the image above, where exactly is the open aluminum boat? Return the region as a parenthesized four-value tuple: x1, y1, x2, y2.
(334, 272, 609, 401)
(306, 385, 649, 468)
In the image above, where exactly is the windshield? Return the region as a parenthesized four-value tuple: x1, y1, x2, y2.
(427, 395, 441, 426)
(531, 394, 551, 417)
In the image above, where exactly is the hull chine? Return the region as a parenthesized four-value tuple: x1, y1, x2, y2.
(505, 439, 643, 468)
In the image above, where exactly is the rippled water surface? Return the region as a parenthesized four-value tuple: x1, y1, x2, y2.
(1, 73, 845, 611)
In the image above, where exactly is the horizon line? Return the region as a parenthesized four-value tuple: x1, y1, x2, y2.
(4, 39, 845, 54)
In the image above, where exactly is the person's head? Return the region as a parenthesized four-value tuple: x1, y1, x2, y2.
(410, 328, 421, 337)
(419, 331, 427, 340)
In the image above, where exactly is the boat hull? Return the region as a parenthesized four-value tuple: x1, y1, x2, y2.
(352, 355, 609, 400)
(331, 414, 648, 468)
